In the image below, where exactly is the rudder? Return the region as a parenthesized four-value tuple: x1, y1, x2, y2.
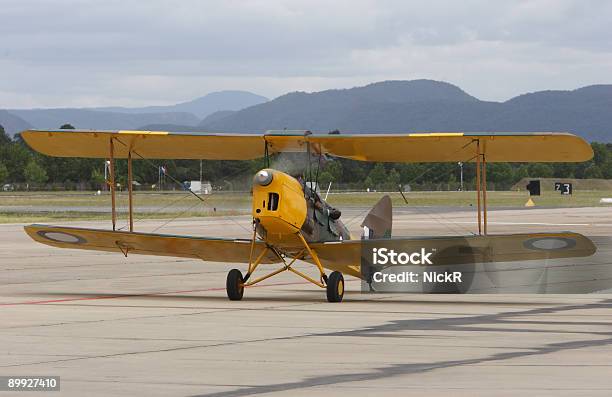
(361, 195, 392, 239)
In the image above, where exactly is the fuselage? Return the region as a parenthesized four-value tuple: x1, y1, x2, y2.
(251, 169, 350, 249)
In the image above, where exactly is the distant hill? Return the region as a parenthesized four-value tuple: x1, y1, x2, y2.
(8, 109, 200, 132)
(490, 85, 612, 141)
(198, 80, 612, 142)
(137, 124, 207, 132)
(93, 91, 268, 118)
(198, 110, 237, 126)
(0, 110, 32, 136)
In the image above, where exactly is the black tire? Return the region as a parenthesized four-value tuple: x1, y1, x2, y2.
(326, 271, 344, 303)
(226, 269, 244, 301)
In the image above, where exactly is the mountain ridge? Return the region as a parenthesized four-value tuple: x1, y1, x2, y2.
(3, 90, 268, 135)
(197, 80, 612, 142)
(3, 81, 612, 142)
(0, 110, 32, 136)
(92, 90, 268, 118)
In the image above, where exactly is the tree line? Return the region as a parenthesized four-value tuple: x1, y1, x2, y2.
(1, 124, 611, 191)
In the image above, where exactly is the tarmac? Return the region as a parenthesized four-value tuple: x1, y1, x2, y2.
(1, 206, 612, 396)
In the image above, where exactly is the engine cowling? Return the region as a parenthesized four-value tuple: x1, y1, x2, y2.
(252, 169, 307, 241)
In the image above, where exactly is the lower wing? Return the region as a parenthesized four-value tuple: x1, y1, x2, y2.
(310, 232, 597, 279)
(25, 224, 281, 264)
(24, 226, 596, 279)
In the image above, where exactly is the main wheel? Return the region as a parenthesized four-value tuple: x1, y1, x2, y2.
(226, 269, 244, 301)
(326, 271, 344, 302)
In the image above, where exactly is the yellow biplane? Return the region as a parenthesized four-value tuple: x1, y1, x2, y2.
(21, 129, 596, 301)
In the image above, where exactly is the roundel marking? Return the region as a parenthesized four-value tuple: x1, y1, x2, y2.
(37, 230, 86, 244)
(523, 237, 576, 251)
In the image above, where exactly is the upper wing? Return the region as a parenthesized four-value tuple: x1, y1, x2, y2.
(21, 130, 266, 160)
(21, 129, 592, 163)
(310, 232, 597, 279)
(306, 132, 593, 162)
(25, 224, 281, 263)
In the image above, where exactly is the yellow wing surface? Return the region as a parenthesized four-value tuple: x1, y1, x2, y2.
(21, 129, 593, 162)
(24, 225, 281, 263)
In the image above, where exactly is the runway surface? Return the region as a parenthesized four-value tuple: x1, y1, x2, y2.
(2, 206, 612, 396)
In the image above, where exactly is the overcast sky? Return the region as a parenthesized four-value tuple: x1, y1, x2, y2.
(1, 0, 611, 108)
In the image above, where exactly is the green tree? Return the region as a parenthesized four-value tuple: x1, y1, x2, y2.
(0, 124, 11, 145)
(527, 163, 553, 178)
(602, 160, 612, 179)
(368, 163, 387, 186)
(398, 163, 424, 184)
(318, 171, 334, 187)
(24, 160, 48, 185)
(387, 168, 400, 188)
(324, 160, 343, 181)
(488, 163, 514, 188)
(515, 165, 529, 181)
(0, 162, 8, 184)
(60, 123, 75, 129)
(592, 142, 609, 165)
(339, 159, 366, 183)
(2, 141, 31, 182)
(552, 163, 575, 179)
(584, 164, 603, 179)
(90, 167, 106, 188)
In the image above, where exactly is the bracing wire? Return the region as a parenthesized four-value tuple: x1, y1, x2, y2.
(343, 142, 480, 236)
(116, 193, 190, 231)
(151, 200, 204, 233)
(112, 137, 252, 233)
(395, 150, 480, 236)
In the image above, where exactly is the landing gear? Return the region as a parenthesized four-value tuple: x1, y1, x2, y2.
(226, 232, 346, 302)
(326, 271, 344, 302)
(226, 269, 244, 301)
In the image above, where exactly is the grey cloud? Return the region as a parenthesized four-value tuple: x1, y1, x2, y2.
(1, 0, 611, 108)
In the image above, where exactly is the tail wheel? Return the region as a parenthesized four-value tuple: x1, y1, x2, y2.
(226, 269, 244, 301)
(326, 271, 344, 303)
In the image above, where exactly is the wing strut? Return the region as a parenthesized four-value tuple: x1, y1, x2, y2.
(107, 137, 135, 232)
(128, 150, 134, 232)
(476, 140, 482, 235)
(109, 138, 117, 231)
(483, 150, 488, 235)
(474, 139, 488, 236)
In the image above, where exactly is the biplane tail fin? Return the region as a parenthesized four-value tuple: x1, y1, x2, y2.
(360, 195, 392, 239)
